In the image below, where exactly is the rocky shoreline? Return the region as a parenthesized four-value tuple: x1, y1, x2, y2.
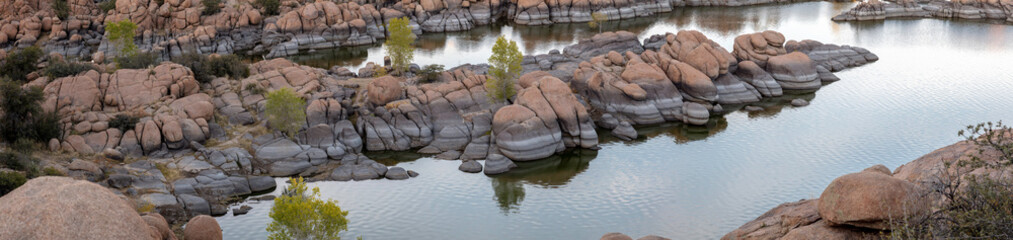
(721, 135, 1010, 239)
(0, 0, 816, 61)
(2, 28, 880, 229)
(833, 0, 1013, 23)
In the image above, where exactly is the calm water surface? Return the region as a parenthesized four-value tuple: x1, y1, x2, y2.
(219, 2, 1013, 239)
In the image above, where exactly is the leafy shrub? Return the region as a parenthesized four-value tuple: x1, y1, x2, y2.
(0, 81, 61, 144)
(265, 88, 306, 138)
(255, 0, 280, 16)
(52, 0, 70, 19)
(245, 83, 266, 95)
(0, 152, 36, 173)
(173, 53, 249, 83)
(11, 139, 36, 154)
(0, 46, 43, 82)
(202, 0, 222, 15)
(267, 177, 349, 240)
(417, 64, 444, 83)
(99, 0, 117, 12)
(486, 36, 522, 103)
(115, 52, 158, 69)
(43, 60, 97, 79)
(888, 122, 1013, 239)
(109, 114, 139, 131)
(42, 167, 63, 176)
(0, 171, 28, 196)
(384, 17, 415, 75)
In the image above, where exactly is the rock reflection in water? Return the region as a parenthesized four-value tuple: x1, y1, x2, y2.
(490, 149, 597, 212)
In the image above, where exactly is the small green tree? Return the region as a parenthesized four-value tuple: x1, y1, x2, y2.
(107, 19, 139, 69)
(485, 36, 523, 103)
(265, 87, 306, 138)
(384, 17, 415, 76)
(0, 46, 43, 82)
(267, 177, 349, 240)
(588, 12, 607, 33)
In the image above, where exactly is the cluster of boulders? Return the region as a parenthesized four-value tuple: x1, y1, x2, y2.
(0, 176, 224, 240)
(39, 62, 215, 157)
(561, 30, 877, 138)
(833, 0, 1013, 23)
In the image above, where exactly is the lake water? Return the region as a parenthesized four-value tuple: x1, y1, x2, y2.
(217, 2, 1013, 239)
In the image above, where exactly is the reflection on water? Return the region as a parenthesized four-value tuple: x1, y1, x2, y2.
(218, 2, 1013, 239)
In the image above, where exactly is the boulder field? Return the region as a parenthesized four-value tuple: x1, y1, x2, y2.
(1, 0, 805, 60)
(21, 30, 876, 223)
(833, 0, 1013, 23)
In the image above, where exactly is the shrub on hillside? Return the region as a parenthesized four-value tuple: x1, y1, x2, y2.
(265, 88, 306, 138)
(114, 52, 158, 69)
(255, 0, 280, 16)
(43, 60, 97, 79)
(99, 0, 117, 12)
(888, 121, 1013, 239)
(109, 114, 139, 131)
(417, 64, 444, 83)
(0, 172, 28, 196)
(202, 0, 222, 15)
(0, 81, 61, 144)
(173, 53, 249, 83)
(52, 0, 70, 19)
(0, 47, 43, 82)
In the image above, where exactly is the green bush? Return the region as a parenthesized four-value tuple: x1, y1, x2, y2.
(0, 46, 44, 82)
(43, 60, 97, 79)
(115, 52, 158, 69)
(109, 114, 139, 131)
(267, 177, 349, 240)
(888, 122, 1013, 239)
(42, 167, 63, 176)
(52, 0, 70, 19)
(418, 64, 444, 83)
(0, 171, 27, 196)
(265, 88, 306, 138)
(202, 0, 222, 15)
(255, 0, 280, 16)
(0, 81, 61, 144)
(0, 152, 35, 173)
(11, 139, 35, 155)
(99, 0, 117, 12)
(245, 83, 266, 95)
(173, 53, 249, 83)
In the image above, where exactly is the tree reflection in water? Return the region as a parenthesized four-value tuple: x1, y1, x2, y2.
(489, 149, 597, 213)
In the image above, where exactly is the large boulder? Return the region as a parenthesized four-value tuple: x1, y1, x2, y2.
(817, 165, 931, 230)
(366, 76, 404, 106)
(0, 177, 157, 239)
(732, 31, 787, 68)
(183, 215, 222, 240)
(766, 52, 820, 90)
